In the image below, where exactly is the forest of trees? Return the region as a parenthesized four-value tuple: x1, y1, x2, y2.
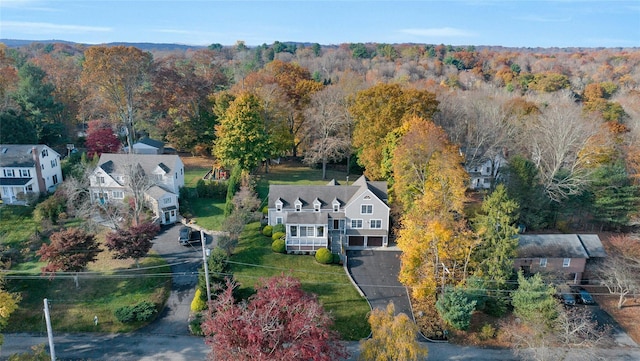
(2, 39, 640, 347)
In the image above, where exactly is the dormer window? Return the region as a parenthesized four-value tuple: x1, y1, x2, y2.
(294, 198, 302, 212)
(332, 199, 340, 212)
(313, 198, 321, 212)
(275, 199, 283, 212)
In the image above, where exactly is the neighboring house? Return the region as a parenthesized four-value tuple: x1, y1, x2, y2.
(88, 153, 184, 225)
(466, 153, 507, 190)
(124, 137, 165, 155)
(0, 144, 62, 204)
(267, 176, 390, 254)
(513, 234, 606, 284)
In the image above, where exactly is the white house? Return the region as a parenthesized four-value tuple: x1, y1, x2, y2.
(123, 137, 165, 155)
(466, 153, 507, 190)
(89, 153, 184, 225)
(267, 176, 390, 254)
(0, 144, 63, 204)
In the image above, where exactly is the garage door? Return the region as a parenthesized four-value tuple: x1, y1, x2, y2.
(367, 237, 383, 247)
(349, 236, 365, 247)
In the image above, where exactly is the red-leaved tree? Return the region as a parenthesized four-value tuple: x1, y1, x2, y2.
(105, 222, 159, 268)
(85, 119, 121, 157)
(37, 228, 102, 288)
(202, 275, 347, 361)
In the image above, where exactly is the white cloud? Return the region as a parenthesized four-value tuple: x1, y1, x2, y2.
(1, 21, 111, 35)
(399, 27, 476, 38)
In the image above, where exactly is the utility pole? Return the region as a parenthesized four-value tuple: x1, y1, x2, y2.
(200, 230, 212, 302)
(43, 298, 56, 361)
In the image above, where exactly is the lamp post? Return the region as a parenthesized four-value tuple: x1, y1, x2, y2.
(200, 230, 212, 302)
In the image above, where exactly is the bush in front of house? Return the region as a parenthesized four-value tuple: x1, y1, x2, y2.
(114, 301, 157, 323)
(191, 288, 207, 312)
(272, 239, 286, 253)
(315, 248, 333, 264)
(272, 231, 285, 241)
(262, 225, 273, 237)
(272, 223, 285, 234)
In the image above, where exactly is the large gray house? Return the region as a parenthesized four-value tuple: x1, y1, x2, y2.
(267, 176, 390, 254)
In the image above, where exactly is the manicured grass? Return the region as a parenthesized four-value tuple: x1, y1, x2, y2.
(0, 206, 38, 247)
(184, 167, 209, 187)
(189, 198, 226, 230)
(229, 222, 371, 341)
(5, 254, 171, 333)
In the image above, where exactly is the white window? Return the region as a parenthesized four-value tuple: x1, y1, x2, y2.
(361, 204, 373, 214)
(333, 203, 339, 212)
(370, 219, 382, 229)
(300, 226, 313, 237)
(98, 176, 105, 184)
(3, 169, 15, 177)
(539, 258, 547, 267)
(50, 159, 57, 168)
(154, 174, 163, 182)
(52, 174, 58, 185)
(41, 149, 48, 157)
(563, 258, 571, 267)
(351, 219, 363, 229)
(112, 191, 124, 199)
(163, 197, 172, 204)
(295, 203, 302, 212)
(276, 217, 283, 224)
(314, 200, 321, 212)
(20, 169, 30, 177)
(289, 225, 297, 237)
(316, 226, 324, 237)
(276, 204, 282, 212)
(26, 184, 33, 192)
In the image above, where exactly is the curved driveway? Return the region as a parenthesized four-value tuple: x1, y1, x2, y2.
(346, 249, 413, 320)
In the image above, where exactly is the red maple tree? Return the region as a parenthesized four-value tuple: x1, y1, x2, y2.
(202, 275, 347, 361)
(85, 119, 120, 157)
(105, 222, 159, 267)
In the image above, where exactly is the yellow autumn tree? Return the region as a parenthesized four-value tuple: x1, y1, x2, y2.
(359, 303, 428, 361)
(349, 84, 438, 180)
(393, 117, 474, 299)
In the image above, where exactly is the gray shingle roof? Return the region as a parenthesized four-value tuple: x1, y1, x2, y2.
(517, 234, 590, 259)
(268, 175, 388, 211)
(98, 153, 179, 177)
(0, 144, 59, 168)
(578, 234, 606, 258)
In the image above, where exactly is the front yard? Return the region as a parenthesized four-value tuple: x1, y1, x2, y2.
(229, 222, 371, 340)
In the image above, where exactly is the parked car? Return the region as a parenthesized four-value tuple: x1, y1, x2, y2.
(561, 292, 576, 306)
(179, 226, 202, 246)
(178, 226, 192, 245)
(578, 289, 595, 304)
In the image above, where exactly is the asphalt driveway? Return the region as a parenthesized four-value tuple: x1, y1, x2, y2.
(346, 249, 413, 320)
(139, 224, 213, 336)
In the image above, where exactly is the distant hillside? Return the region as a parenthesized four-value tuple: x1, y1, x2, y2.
(0, 39, 205, 51)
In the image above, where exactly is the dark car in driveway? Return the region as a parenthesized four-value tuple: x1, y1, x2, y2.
(561, 292, 577, 305)
(578, 289, 595, 304)
(178, 226, 202, 245)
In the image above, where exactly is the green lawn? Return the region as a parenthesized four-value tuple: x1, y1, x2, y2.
(5, 254, 171, 333)
(0, 206, 38, 247)
(229, 222, 371, 340)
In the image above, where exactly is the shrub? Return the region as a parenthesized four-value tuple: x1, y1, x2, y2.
(189, 312, 204, 336)
(262, 206, 269, 214)
(272, 231, 285, 241)
(272, 239, 285, 253)
(479, 323, 496, 340)
(262, 225, 273, 237)
(191, 288, 207, 312)
(114, 301, 157, 323)
(272, 223, 285, 234)
(315, 248, 333, 264)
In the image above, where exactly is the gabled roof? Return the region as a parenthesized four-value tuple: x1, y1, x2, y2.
(517, 234, 593, 259)
(136, 137, 164, 149)
(268, 175, 388, 210)
(146, 185, 173, 200)
(577, 234, 606, 258)
(0, 144, 59, 168)
(96, 154, 181, 178)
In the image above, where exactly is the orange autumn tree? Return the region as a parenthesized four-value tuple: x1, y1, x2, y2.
(393, 117, 473, 299)
(349, 84, 438, 180)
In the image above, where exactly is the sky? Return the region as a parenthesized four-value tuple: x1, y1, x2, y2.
(1, 0, 639, 48)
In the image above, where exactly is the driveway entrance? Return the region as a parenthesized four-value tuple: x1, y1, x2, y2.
(346, 249, 412, 319)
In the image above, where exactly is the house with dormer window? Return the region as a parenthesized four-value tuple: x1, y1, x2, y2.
(88, 153, 184, 224)
(0, 144, 62, 204)
(267, 176, 389, 254)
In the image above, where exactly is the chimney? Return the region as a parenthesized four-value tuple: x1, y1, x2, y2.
(32, 146, 46, 193)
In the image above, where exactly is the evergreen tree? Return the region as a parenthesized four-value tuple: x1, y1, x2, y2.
(435, 286, 477, 331)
